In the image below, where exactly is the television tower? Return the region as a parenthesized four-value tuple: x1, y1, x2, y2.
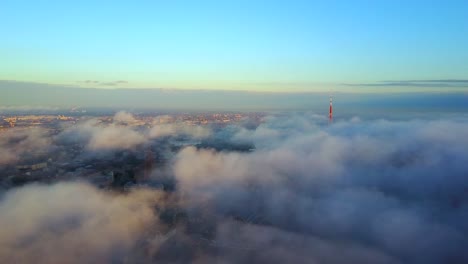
(329, 94, 333, 123)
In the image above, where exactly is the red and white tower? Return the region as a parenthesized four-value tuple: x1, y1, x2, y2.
(329, 95, 333, 123)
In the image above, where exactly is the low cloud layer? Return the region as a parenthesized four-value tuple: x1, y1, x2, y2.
(3, 80, 467, 111)
(343, 79, 468, 88)
(0, 128, 51, 165)
(59, 118, 146, 151)
(1, 112, 468, 263)
(0, 182, 164, 263)
(0, 111, 214, 167)
(60, 112, 211, 151)
(113, 111, 137, 124)
(172, 114, 468, 263)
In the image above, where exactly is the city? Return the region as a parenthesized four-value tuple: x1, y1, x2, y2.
(0, 110, 264, 191)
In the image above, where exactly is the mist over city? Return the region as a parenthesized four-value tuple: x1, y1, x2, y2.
(2, 1, 468, 263)
(1, 107, 467, 263)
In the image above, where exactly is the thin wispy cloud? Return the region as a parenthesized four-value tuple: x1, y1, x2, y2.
(78, 80, 129, 86)
(81, 80, 100, 84)
(343, 80, 468, 88)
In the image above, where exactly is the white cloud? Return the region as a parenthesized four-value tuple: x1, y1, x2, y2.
(0, 128, 51, 165)
(0, 182, 164, 263)
(172, 114, 468, 263)
(113, 111, 137, 124)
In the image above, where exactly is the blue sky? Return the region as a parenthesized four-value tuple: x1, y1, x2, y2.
(1, 0, 468, 92)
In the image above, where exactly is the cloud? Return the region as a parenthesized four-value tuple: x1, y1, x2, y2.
(2, 112, 468, 263)
(0, 128, 51, 165)
(99, 80, 128, 86)
(206, 220, 400, 264)
(383, 79, 468, 83)
(0, 182, 164, 263)
(87, 124, 146, 150)
(0, 106, 60, 112)
(113, 111, 137, 124)
(80, 80, 100, 84)
(59, 119, 146, 151)
(343, 79, 468, 88)
(78, 80, 129, 86)
(232, 114, 324, 148)
(59, 114, 209, 152)
(2, 80, 468, 111)
(172, 114, 468, 263)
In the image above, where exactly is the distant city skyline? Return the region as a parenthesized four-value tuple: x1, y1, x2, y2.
(1, 1, 468, 93)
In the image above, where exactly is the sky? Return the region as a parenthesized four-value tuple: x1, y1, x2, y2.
(1, 0, 468, 93)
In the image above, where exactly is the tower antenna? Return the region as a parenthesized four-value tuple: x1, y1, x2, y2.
(329, 92, 333, 124)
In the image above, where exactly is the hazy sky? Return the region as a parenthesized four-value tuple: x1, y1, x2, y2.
(1, 0, 468, 92)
